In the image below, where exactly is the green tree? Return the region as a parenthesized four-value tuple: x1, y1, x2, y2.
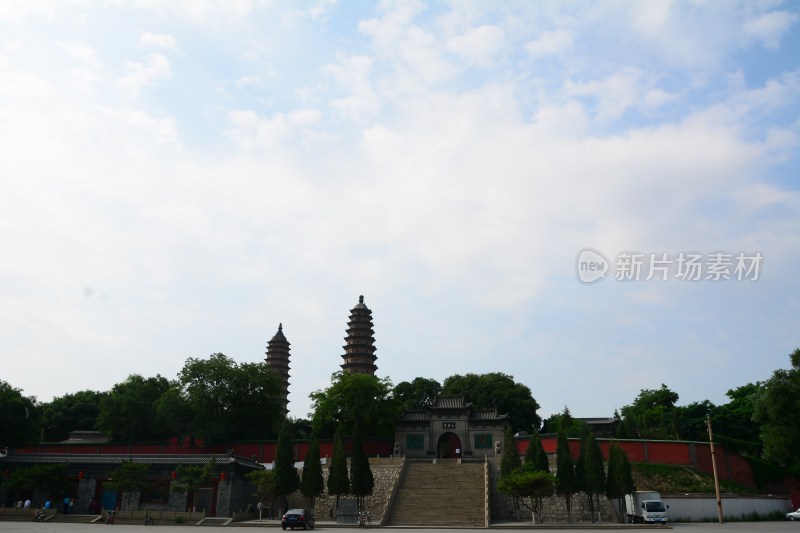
(500, 426, 521, 476)
(0, 380, 40, 448)
(349, 430, 374, 510)
(326, 429, 350, 513)
(753, 348, 800, 474)
(246, 469, 276, 515)
(96, 374, 171, 441)
(171, 353, 283, 442)
(310, 372, 396, 438)
(300, 430, 324, 509)
(675, 400, 714, 441)
(524, 431, 549, 473)
(555, 429, 578, 523)
(393, 377, 442, 412)
(500, 425, 524, 518)
(273, 418, 299, 513)
(107, 460, 151, 510)
(619, 384, 679, 439)
(713, 383, 761, 455)
(40, 390, 106, 442)
(541, 406, 586, 437)
(497, 466, 556, 523)
(3, 464, 67, 502)
(580, 428, 605, 522)
(606, 444, 635, 521)
(442, 372, 541, 433)
(173, 457, 216, 497)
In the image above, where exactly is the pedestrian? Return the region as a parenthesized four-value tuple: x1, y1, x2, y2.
(257, 501, 263, 522)
(69, 498, 75, 514)
(44, 499, 52, 510)
(24, 499, 31, 509)
(63, 496, 70, 514)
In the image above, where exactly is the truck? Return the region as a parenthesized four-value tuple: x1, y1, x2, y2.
(624, 491, 669, 524)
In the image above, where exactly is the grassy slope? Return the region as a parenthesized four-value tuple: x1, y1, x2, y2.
(631, 463, 751, 494)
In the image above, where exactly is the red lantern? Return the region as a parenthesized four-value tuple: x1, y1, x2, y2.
(78, 471, 85, 481)
(219, 472, 226, 482)
(170, 471, 177, 480)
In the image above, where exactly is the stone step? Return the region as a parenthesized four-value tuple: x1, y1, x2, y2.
(386, 464, 486, 526)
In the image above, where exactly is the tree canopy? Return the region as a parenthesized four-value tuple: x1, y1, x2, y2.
(96, 374, 171, 441)
(753, 348, 800, 475)
(167, 353, 283, 442)
(442, 372, 541, 433)
(393, 377, 442, 412)
(310, 372, 396, 438)
(0, 380, 39, 449)
(40, 390, 106, 442)
(619, 384, 679, 439)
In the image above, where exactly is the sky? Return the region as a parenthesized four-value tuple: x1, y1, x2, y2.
(1, 0, 799, 425)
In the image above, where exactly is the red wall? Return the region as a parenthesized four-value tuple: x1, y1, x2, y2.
(511, 436, 757, 488)
(18, 437, 393, 464)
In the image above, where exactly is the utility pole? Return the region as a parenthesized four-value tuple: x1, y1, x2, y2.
(706, 416, 724, 524)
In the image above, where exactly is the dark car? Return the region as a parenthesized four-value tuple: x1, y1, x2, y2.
(282, 508, 315, 530)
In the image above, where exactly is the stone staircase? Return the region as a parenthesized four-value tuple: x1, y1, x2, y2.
(386, 461, 486, 527)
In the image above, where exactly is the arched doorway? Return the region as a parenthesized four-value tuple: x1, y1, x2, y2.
(436, 432, 462, 459)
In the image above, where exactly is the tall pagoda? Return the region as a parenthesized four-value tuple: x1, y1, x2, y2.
(341, 295, 378, 375)
(265, 323, 291, 413)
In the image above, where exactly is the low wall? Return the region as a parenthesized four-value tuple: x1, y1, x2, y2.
(663, 494, 792, 522)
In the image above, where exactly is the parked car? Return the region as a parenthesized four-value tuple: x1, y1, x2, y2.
(787, 508, 800, 521)
(282, 508, 315, 530)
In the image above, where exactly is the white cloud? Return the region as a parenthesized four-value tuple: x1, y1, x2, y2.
(445, 24, 506, 68)
(102, 107, 179, 144)
(744, 10, 798, 49)
(0, 1, 798, 422)
(525, 29, 573, 57)
(323, 54, 378, 119)
(57, 41, 101, 67)
(117, 53, 171, 96)
(141, 32, 179, 50)
(225, 108, 322, 149)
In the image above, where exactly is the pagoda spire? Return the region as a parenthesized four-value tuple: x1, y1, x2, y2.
(341, 295, 378, 375)
(265, 322, 290, 413)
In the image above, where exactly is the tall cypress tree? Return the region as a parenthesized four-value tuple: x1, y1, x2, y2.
(349, 430, 374, 510)
(500, 425, 522, 516)
(524, 430, 549, 472)
(582, 430, 606, 522)
(555, 429, 579, 523)
(522, 429, 550, 522)
(606, 444, 635, 521)
(327, 428, 350, 513)
(273, 418, 300, 513)
(300, 429, 324, 509)
(500, 425, 522, 476)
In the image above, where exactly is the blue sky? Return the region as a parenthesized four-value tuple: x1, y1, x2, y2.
(1, 1, 798, 424)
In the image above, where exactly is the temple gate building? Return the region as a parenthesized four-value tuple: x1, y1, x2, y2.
(394, 394, 507, 460)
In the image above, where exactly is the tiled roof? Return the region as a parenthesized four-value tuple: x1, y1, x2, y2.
(469, 409, 507, 421)
(431, 395, 470, 409)
(578, 417, 619, 425)
(397, 411, 430, 421)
